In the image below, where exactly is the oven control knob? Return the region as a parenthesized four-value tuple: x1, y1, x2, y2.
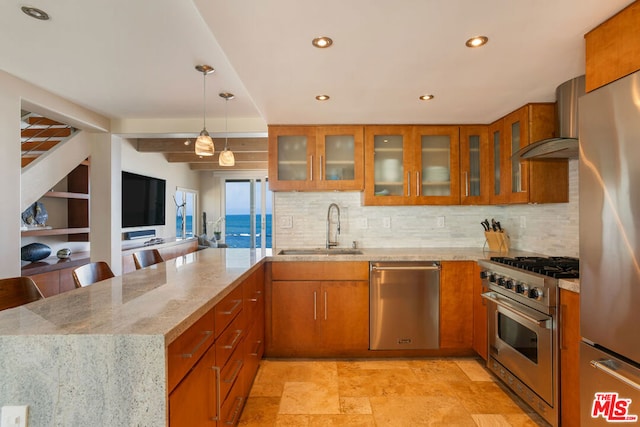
(489, 273, 497, 283)
(505, 279, 515, 290)
(529, 287, 543, 300)
(515, 283, 528, 294)
(497, 277, 506, 287)
(480, 271, 489, 279)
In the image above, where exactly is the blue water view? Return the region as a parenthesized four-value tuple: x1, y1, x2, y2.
(177, 214, 272, 248)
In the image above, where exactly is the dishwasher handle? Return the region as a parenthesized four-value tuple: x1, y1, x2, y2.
(371, 265, 440, 272)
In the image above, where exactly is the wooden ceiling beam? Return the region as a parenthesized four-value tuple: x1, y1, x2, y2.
(137, 137, 267, 153)
(189, 161, 268, 171)
(166, 152, 267, 163)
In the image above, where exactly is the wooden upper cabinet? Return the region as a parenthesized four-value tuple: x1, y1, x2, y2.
(363, 125, 459, 206)
(585, 1, 640, 92)
(491, 103, 567, 204)
(268, 125, 364, 191)
(459, 126, 490, 205)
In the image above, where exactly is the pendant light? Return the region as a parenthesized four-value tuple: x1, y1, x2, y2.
(194, 65, 215, 156)
(218, 92, 235, 166)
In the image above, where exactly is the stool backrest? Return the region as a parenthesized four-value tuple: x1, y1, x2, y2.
(72, 262, 115, 288)
(132, 249, 164, 270)
(0, 276, 44, 311)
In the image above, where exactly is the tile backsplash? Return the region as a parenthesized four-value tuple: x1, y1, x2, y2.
(273, 160, 578, 257)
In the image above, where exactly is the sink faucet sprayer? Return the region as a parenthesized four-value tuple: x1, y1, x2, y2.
(326, 203, 341, 249)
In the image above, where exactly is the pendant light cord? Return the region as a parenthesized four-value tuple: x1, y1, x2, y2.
(202, 72, 207, 130)
(224, 97, 229, 150)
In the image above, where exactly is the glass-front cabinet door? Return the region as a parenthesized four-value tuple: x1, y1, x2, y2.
(315, 126, 364, 191)
(268, 126, 315, 191)
(414, 126, 460, 205)
(488, 119, 504, 204)
(503, 107, 530, 204)
(363, 126, 412, 205)
(460, 126, 490, 205)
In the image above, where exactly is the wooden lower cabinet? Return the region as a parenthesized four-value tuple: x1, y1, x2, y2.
(559, 288, 580, 427)
(472, 263, 488, 360)
(267, 261, 369, 357)
(168, 264, 264, 426)
(439, 261, 474, 349)
(169, 343, 217, 426)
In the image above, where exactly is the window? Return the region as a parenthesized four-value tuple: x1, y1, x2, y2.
(175, 188, 197, 238)
(224, 179, 271, 248)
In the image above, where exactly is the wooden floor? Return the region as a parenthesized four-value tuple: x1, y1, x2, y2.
(238, 358, 548, 426)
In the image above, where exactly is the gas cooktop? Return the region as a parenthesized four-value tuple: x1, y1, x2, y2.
(489, 256, 579, 279)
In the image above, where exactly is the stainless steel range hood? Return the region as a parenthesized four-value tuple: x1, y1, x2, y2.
(515, 75, 585, 160)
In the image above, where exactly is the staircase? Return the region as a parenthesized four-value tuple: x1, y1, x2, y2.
(21, 111, 78, 167)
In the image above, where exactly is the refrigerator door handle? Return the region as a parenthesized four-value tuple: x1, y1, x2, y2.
(590, 359, 640, 392)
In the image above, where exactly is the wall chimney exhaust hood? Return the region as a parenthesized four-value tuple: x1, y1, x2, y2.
(514, 75, 585, 160)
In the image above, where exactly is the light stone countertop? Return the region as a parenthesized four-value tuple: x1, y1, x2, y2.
(559, 278, 580, 293)
(271, 247, 541, 262)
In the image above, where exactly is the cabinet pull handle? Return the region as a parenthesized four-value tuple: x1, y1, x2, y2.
(559, 304, 566, 350)
(590, 360, 640, 392)
(324, 291, 328, 320)
(464, 171, 469, 197)
(310, 155, 314, 181)
(225, 396, 244, 425)
(416, 171, 420, 196)
(320, 155, 324, 180)
(222, 329, 243, 349)
(220, 299, 242, 316)
(407, 172, 411, 196)
(249, 290, 262, 302)
(223, 359, 244, 384)
(181, 330, 212, 358)
(250, 340, 263, 356)
(210, 366, 221, 421)
(313, 291, 317, 320)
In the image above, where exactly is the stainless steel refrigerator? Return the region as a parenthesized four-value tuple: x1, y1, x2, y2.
(580, 69, 640, 425)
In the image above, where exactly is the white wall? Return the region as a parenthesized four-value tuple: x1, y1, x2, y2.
(273, 160, 579, 257)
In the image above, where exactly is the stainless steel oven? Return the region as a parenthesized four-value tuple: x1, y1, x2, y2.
(479, 256, 578, 427)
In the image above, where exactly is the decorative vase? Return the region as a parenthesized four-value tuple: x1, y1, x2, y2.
(21, 242, 51, 262)
(57, 248, 72, 259)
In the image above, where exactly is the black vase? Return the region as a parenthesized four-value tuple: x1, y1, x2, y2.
(21, 242, 51, 262)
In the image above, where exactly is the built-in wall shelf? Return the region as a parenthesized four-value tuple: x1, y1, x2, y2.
(21, 227, 90, 237)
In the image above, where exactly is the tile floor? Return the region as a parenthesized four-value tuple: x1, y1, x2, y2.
(238, 358, 547, 426)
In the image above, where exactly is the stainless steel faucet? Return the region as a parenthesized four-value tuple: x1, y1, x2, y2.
(326, 203, 341, 249)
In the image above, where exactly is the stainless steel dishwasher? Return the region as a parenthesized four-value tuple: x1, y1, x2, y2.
(369, 261, 440, 350)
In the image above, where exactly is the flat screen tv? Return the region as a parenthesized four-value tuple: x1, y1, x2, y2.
(122, 171, 166, 228)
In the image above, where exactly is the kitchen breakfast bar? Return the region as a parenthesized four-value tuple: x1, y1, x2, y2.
(0, 248, 266, 426)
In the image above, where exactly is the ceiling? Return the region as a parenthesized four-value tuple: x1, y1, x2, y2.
(0, 1, 633, 132)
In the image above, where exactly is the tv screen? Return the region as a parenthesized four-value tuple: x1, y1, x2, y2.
(122, 171, 166, 228)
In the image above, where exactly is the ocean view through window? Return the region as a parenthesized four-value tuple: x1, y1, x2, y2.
(225, 179, 272, 248)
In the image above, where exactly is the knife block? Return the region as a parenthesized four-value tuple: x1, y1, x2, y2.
(485, 231, 509, 252)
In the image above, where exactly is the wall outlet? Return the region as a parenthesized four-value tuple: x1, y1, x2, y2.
(520, 216, 526, 229)
(436, 216, 445, 228)
(382, 217, 391, 229)
(357, 217, 368, 229)
(1, 406, 28, 427)
(279, 215, 293, 229)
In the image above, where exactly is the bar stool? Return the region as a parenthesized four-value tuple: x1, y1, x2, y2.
(132, 249, 164, 270)
(72, 262, 115, 288)
(0, 276, 44, 311)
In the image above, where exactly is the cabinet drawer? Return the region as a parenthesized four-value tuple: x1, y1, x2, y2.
(244, 273, 264, 327)
(167, 309, 215, 393)
(216, 311, 246, 368)
(219, 341, 244, 403)
(168, 343, 217, 426)
(243, 320, 264, 392)
(215, 285, 243, 338)
(219, 379, 245, 427)
(271, 261, 369, 281)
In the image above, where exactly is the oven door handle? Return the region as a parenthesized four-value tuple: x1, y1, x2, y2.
(482, 292, 551, 328)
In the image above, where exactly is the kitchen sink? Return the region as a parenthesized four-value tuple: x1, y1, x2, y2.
(278, 248, 363, 256)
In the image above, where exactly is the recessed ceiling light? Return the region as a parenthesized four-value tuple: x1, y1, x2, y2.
(316, 95, 330, 101)
(312, 37, 333, 48)
(21, 6, 50, 21)
(465, 36, 488, 48)
(419, 94, 434, 101)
